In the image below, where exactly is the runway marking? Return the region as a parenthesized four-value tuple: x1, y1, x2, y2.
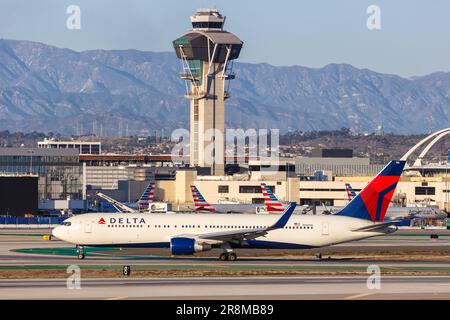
(345, 292, 374, 300)
(105, 296, 128, 300)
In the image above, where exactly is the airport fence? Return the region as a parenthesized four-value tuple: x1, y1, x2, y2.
(0, 216, 67, 226)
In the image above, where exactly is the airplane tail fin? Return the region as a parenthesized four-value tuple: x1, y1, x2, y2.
(261, 183, 285, 213)
(190, 185, 216, 212)
(345, 183, 356, 202)
(336, 160, 406, 222)
(138, 181, 155, 208)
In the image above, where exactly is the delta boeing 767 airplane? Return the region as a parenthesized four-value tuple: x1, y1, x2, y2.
(52, 160, 406, 261)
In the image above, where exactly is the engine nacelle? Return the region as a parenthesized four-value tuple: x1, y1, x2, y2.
(170, 237, 212, 255)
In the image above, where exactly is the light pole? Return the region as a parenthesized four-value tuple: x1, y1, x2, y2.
(28, 150, 34, 174)
(446, 153, 448, 214)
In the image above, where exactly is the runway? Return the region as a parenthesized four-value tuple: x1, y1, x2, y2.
(2, 276, 450, 299)
(1, 229, 450, 267)
(1, 239, 450, 268)
(1, 229, 450, 299)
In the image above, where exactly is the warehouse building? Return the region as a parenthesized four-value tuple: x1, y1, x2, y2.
(0, 175, 38, 216)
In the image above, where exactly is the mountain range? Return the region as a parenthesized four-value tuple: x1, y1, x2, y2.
(0, 38, 449, 135)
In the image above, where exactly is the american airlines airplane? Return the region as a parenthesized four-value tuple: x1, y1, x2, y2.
(129, 181, 156, 210)
(52, 160, 405, 261)
(258, 183, 314, 215)
(96, 181, 156, 213)
(345, 183, 356, 202)
(189, 185, 264, 213)
(260, 183, 285, 213)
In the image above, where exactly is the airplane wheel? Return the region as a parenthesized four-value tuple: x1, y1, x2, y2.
(219, 253, 228, 261)
(78, 253, 85, 260)
(228, 253, 237, 261)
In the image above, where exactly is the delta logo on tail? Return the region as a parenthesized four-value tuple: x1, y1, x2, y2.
(98, 217, 106, 224)
(190, 185, 216, 212)
(261, 183, 285, 213)
(138, 181, 156, 208)
(337, 161, 406, 222)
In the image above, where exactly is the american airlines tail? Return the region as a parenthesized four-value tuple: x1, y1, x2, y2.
(137, 181, 155, 208)
(261, 183, 285, 213)
(345, 183, 356, 202)
(190, 185, 216, 212)
(336, 160, 406, 222)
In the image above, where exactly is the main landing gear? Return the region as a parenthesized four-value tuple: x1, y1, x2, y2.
(219, 243, 237, 261)
(219, 252, 237, 261)
(76, 245, 85, 260)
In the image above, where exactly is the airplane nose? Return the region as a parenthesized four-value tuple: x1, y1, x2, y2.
(52, 226, 62, 239)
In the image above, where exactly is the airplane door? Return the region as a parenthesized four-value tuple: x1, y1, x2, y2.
(84, 221, 93, 233)
(322, 222, 329, 235)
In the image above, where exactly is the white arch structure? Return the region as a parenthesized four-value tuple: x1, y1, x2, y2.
(401, 127, 450, 166)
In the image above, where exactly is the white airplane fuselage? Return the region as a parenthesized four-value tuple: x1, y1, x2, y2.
(53, 212, 391, 250)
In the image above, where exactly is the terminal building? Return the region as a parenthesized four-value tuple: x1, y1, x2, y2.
(0, 148, 85, 212)
(38, 139, 101, 155)
(295, 155, 384, 179)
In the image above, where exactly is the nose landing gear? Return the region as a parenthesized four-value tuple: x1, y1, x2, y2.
(76, 245, 85, 259)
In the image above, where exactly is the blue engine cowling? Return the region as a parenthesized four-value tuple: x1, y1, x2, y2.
(170, 237, 211, 255)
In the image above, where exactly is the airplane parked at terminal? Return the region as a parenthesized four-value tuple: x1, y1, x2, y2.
(52, 160, 406, 261)
(258, 183, 312, 215)
(189, 185, 264, 213)
(260, 183, 285, 213)
(96, 181, 156, 213)
(127, 181, 156, 210)
(345, 183, 356, 202)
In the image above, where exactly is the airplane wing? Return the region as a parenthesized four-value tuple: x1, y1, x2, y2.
(351, 219, 402, 232)
(177, 202, 297, 244)
(197, 228, 268, 243)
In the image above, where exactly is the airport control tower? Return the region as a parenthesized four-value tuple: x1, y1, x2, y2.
(173, 8, 243, 175)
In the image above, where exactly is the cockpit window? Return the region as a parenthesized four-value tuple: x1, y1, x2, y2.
(63, 222, 71, 226)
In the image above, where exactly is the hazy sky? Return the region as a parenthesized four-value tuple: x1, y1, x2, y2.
(0, 0, 449, 77)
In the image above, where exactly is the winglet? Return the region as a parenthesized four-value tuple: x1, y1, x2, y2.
(270, 202, 297, 229)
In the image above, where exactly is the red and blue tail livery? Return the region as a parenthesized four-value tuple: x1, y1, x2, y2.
(336, 160, 406, 222)
(261, 183, 285, 213)
(191, 185, 216, 212)
(137, 181, 155, 208)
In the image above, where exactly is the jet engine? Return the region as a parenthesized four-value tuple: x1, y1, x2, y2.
(170, 237, 212, 255)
